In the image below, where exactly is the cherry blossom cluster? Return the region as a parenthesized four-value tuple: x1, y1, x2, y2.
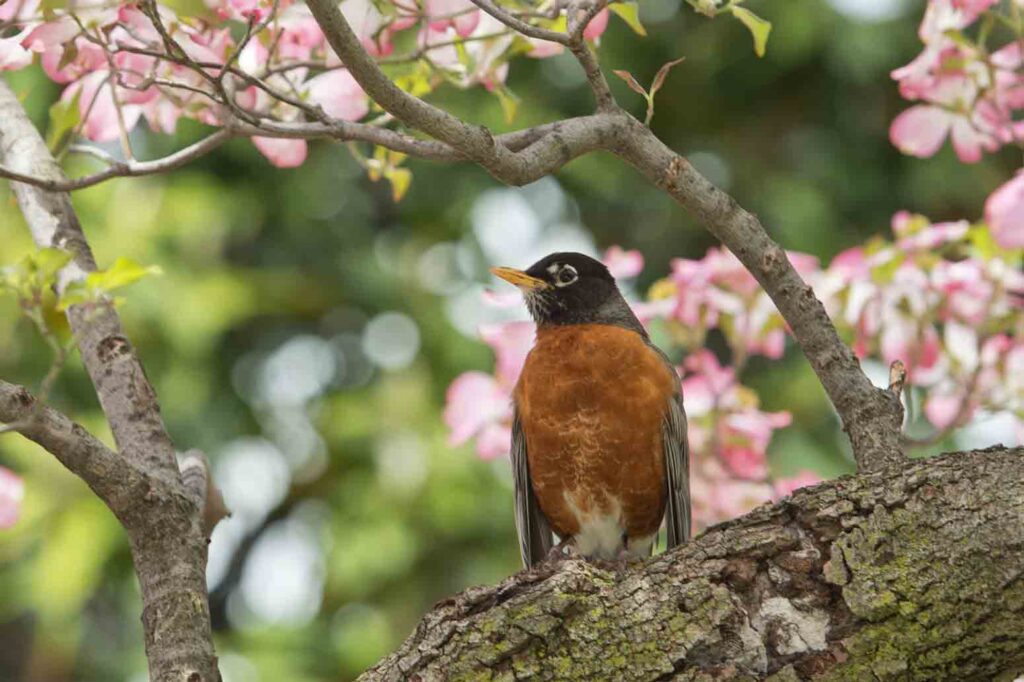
(0, 0, 611, 167)
(889, 0, 1023, 164)
(818, 212, 1023, 440)
(889, 0, 1024, 248)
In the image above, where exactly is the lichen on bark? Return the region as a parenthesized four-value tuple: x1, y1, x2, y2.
(363, 447, 1024, 681)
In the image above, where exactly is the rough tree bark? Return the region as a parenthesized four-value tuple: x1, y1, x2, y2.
(361, 446, 1024, 681)
(0, 81, 222, 682)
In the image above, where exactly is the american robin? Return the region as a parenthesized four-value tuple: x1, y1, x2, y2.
(491, 252, 690, 568)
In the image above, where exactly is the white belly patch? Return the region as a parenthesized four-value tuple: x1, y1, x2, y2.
(564, 492, 625, 559)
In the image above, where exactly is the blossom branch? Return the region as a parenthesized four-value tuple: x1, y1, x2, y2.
(0, 114, 624, 190)
(305, 0, 620, 184)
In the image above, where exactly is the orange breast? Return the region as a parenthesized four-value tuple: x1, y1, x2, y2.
(513, 324, 677, 540)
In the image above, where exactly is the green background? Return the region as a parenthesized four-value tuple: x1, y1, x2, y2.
(0, 0, 1016, 679)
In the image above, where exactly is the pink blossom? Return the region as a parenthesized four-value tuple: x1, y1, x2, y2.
(720, 446, 767, 480)
(583, 8, 610, 41)
(0, 0, 40, 22)
(892, 107, 993, 162)
(985, 172, 1024, 248)
(444, 371, 512, 458)
(602, 246, 644, 279)
(0, 31, 33, 72)
(60, 71, 143, 143)
(479, 320, 535, 387)
(425, 0, 481, 37)
(21, 17, 80, 53)
(252, 137, 308, 168)
(925, 388, 964, 430)
(773, 471, 821, 497)
(0, 467, 24, 529)
(475, 422, 513, 460)
(306, 69, 369, 121)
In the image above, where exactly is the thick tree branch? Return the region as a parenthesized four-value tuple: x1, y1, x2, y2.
(361, 446, 1024, 681)
(0, 380, 139, 506)
(0, 78, 220, 682)
(613, 123, 905, 471)
(0, 114, 627, 191)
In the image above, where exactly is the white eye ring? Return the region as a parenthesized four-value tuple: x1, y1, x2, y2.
(554, 264, 578, 287)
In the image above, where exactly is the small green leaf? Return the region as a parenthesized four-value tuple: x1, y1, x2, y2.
(613, 69, 647, 96)
(493, 85, 520, 124)
(609, 2, 647, 36)
(85, 257, 162, 293)
(56, 41, 79, 71)
(730, 6, 772, 57)
(384, 168, 412, 202)
(968, 224, 1000, 260)
(46, 90, 81, 152)
(33, 248, 73, 282)
(56, 282, 93, 311)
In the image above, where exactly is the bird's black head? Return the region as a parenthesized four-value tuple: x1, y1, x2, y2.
(491, 252, 644, 332)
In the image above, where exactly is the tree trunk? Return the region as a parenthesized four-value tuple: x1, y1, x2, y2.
(361, 447, 1024, 681)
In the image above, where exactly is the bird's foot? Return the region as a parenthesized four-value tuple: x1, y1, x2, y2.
(543, 538, 579, 564)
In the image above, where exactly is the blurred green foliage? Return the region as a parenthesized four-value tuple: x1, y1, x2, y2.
(0, 1, 1018, 680)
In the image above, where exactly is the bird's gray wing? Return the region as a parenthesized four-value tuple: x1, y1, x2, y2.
(644, 340, 692, 548)
(512, 409, 554, 567)
(663, 390, 691, 548)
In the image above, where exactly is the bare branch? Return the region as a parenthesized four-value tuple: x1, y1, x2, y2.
(180, 449, 230, 538)
(0, 129, 232, 191)
(465, 0, 568, 44)
(614, 120, 905, 471)
(0, 379, 137, 505)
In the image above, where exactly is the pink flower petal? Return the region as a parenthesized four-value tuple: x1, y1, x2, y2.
(773, 471, 821, 498)
(443, 371, 510, 446)
(306, 69, 370, 121)
(925, 390, 962, 430)
(21, 16, 79, 53)
(720, 445, 767, 480)
(602, 246, 644, 279)
(0, 467, 24, 529)
(252, 137, 308, 168)
(890, 105, 952, 158)
(0, 32, 33, 72)
(583, 7, 609, 41)
(479, 321, 535, 388)
(985, 172, 1024, 249)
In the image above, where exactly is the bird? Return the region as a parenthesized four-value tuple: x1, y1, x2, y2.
(490, 252, 690, 568)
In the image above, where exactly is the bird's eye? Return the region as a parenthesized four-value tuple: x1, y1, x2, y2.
(555, 265, 578, 287)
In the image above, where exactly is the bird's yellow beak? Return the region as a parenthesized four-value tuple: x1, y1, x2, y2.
(490, 266, 550, 291)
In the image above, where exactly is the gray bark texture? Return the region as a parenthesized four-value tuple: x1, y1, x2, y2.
(361, 446, 1024, 682)
(0, 80, 221, 682)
